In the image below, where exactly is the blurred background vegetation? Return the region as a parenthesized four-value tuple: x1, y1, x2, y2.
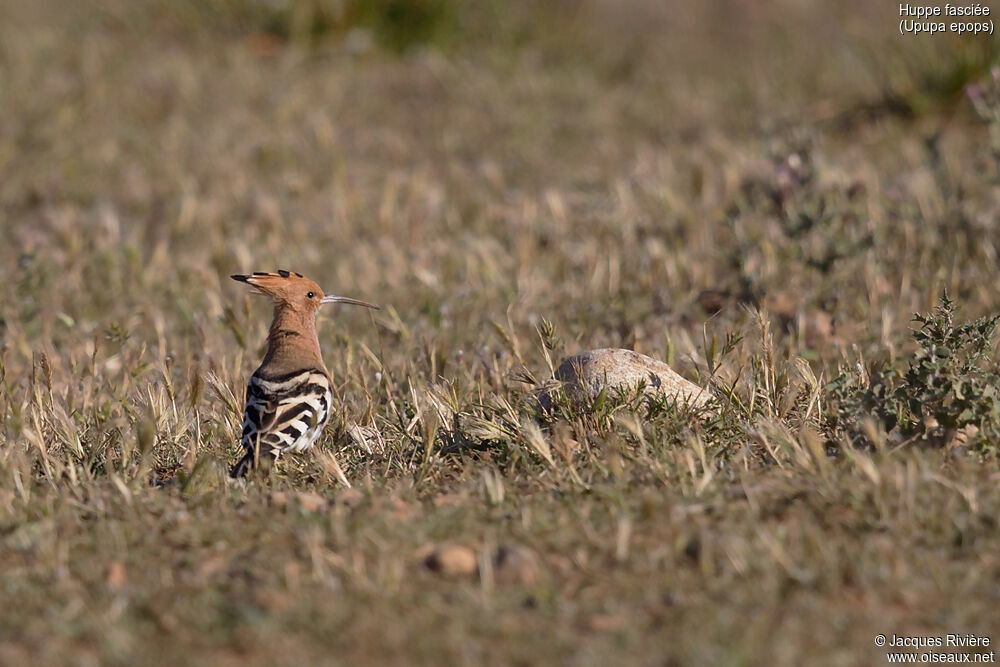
(1, 1, 1000, 664)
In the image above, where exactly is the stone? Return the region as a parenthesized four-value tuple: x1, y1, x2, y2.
(494, 545, 541, 585)
(544, 348, 713, 411)
(424, 544, 478, 577)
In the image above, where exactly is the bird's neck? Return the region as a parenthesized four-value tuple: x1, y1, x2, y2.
(260, 305, 325, 374)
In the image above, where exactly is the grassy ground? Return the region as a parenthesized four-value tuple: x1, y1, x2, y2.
(2, 1, 1000, 664)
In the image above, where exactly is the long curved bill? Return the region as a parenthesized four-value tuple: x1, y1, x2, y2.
(321, 294, 380, 310)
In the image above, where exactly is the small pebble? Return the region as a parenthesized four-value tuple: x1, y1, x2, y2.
(106, 561, 127, 589)
(494, 545, 541, 585)
(270, 490, 328, 512)
(424, 544, 478, 577)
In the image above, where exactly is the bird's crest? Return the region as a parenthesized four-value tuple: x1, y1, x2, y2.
(232, 271, 313, 301)
(231, 271, 379, 310)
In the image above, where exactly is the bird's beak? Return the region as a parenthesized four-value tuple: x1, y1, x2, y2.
(320, 294, 380, 310)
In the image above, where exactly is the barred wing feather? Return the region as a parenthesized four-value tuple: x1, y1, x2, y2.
(240, 368, 333, 459)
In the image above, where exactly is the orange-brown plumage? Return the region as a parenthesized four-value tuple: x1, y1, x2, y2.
(229, 270, 378, 477)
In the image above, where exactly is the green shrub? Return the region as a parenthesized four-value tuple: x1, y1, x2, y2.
(967, 66, 1000, 183)
(826, 293, 1000, 451)
(143, 0, 459, 51)
(350, 0, 457, 52)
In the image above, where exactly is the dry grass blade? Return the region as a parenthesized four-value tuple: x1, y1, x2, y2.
(0, 1, 998, 664)
(316, 450, 352, 489)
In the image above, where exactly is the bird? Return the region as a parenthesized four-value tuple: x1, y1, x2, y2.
(229, 270, 378, 478)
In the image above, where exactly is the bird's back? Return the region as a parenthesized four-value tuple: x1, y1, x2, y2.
(240, 367, 334, 458)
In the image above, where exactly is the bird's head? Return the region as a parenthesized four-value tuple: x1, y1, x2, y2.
(231, 270, 379, 315)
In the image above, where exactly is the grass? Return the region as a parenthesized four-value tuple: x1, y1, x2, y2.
(2, 1, 1000, 664)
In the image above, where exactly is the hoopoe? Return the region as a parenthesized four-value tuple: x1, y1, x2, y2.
(229, 270, 378, 478)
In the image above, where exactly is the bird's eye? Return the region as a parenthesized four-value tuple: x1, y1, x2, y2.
(307, 291, 315, 299)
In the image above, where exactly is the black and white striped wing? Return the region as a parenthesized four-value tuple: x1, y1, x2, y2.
(240, 369, 333, 458)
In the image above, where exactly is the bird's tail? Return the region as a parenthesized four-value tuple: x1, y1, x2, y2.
(230, 449, 275, 478)
(230, 451, 255, 478)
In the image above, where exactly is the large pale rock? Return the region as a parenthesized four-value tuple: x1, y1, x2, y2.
(547, 348, 713, 411)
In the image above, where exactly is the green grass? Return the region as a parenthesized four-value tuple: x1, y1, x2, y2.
(1, 1, 1000, 664)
